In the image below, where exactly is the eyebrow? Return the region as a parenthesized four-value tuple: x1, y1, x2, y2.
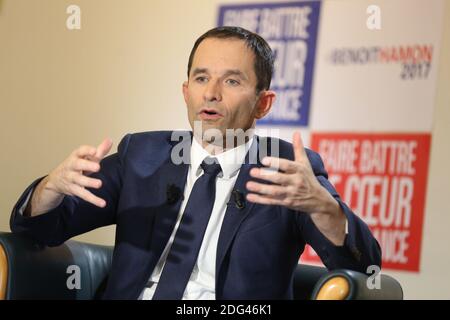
(191, 68, 249, 81)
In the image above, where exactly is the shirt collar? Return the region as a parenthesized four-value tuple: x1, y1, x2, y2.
(190, 134, 254, 179)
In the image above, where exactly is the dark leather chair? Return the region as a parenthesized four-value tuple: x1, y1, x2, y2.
(0, 232, 403, 300)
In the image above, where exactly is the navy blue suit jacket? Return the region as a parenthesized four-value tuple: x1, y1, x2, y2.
(10, 131, 381, 299)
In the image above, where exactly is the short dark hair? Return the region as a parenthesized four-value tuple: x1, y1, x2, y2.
(187, 26, 274, 92)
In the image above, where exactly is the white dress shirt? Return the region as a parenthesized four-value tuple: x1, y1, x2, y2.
(139, 136, 254, 300)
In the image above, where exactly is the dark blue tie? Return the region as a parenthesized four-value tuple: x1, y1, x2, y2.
(152, 157, 222, 299)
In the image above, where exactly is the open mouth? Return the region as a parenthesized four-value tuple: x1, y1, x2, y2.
(199, 108, 223, 120)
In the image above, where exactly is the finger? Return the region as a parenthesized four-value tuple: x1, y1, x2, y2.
(246, 181, 288, 197)
(293, 131, 308, 163)
(246, 193, 284, 206)
(94, 138, 113, 160)
(71, 158, 101, 172)
(261, 157, 298, 173)
(75, 145, 97, 158)
(71, 184, 106, 208)
(249, 168, 292, 185)
(72, 174, 103, 189)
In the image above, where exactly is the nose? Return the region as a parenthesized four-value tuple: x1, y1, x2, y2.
(203, 79, 222, 102)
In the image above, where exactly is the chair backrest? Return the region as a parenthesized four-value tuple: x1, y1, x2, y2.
(0, 232, 113, 300)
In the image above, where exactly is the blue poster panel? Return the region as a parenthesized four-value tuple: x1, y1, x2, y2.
(218, 1, 321, 126)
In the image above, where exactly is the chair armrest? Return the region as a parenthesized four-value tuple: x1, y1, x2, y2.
(311, 268, 403, 300)
(0, 232, 113, 300)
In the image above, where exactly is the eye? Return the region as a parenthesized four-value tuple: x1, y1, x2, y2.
(226, 79, 240, 86)
(195, 76, 208, 83)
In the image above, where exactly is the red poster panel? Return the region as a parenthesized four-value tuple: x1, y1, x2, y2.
(300, 133, 431, 272)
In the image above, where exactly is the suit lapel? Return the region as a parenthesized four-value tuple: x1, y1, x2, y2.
(148, 133, 191, 268)
(215, 137, 263, 278)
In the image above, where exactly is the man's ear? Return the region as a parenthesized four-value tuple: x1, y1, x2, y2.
(254, 90, 276, 119)
(182, 81, 189, 104)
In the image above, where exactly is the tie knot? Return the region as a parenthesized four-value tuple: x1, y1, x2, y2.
(200, 157, 222, 176)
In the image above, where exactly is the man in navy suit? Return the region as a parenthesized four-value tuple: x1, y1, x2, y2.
(10, 26, 381, 299)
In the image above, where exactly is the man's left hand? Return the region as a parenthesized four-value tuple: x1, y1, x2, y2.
(246, 131, 346, 245)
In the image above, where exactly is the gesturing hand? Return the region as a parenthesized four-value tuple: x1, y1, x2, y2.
(246, 131, 334, 215)
(46, 138, 113, 208)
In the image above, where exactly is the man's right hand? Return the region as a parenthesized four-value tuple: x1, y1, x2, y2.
(25, 138, 114, 217)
